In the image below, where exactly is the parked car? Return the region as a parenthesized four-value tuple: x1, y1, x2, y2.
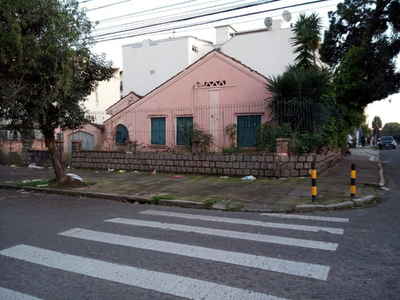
(378, 136, 397, 149)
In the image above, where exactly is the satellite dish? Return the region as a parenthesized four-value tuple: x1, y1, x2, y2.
(264, 17, 273, 28)
(282, 10, 292, 22)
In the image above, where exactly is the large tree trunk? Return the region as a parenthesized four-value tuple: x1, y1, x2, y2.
(44, 130, 68, 184)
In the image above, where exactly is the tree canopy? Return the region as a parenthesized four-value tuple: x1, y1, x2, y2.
(0, 0, 114, 183)
(320, 0, 400, 109)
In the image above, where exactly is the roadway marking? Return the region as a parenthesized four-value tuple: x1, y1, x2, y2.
(139, 210, 344, 235)
(260, 214, 349, 223)
(0, 245, 287, 300)
(105, 218, 338, 251)
(0, 287, 43, 300)
(59, 228, 330, 280)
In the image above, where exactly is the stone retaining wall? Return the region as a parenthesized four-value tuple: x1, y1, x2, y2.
(71, 149, 341, 178)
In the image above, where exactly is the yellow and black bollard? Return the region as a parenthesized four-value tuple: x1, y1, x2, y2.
(350, 164, 356, 197)
(311, 162, 317, 202)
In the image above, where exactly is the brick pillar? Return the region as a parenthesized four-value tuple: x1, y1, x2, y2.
(275, 138, 289, 154)
(22, 139, 33, 165)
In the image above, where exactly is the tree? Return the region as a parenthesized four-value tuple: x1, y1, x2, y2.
(372, 116, 383, 143)
(0, 0, 113, 184)
(320, 0, 400, 109)
(266, 14, 341, 152)
(291, 12, 324, 70)
(382, 122, 400, 141)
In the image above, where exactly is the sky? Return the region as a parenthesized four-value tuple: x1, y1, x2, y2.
(80, 0, 400, 127)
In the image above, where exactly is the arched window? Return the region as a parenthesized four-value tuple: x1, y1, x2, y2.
(115, 124, 129, 143)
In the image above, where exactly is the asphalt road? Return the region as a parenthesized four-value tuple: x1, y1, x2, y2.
(0, 148, 399, 299)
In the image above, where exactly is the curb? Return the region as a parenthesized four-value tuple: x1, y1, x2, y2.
(0, 184, 380, 213)
(293, 195, 378, 213)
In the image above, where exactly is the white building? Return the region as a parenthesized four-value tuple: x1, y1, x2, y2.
(122, 36, 213, 96)
(85, 68, 122, 124)
(217, 20, 295, 79)
(121, 19, 296, 96)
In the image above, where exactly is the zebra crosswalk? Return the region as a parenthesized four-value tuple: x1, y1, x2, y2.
(0, 209, 348, 300)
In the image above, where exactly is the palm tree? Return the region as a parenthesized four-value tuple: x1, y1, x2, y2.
(291, 12, 323, 70)
(265, 13, 337, 152)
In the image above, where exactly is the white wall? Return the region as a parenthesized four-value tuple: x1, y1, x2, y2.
(220, 26, 295, 78)
(122, 37, 213, 96)
(85, 69, 122, 124)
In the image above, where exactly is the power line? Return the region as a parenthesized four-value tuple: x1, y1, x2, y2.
(86, 0, 131, 12)
(92, 0, 334, 43)
(92, 0, 268, 35)
(91, 0, 276, 39)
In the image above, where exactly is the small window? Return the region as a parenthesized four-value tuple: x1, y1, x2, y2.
(150, 70, 155, 74)
(192, 45, 198, 53)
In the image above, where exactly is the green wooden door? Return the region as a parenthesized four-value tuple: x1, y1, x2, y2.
(151, 117, 166, 145)
(177, 117, 193, 145)
(237, 115, 261, 147)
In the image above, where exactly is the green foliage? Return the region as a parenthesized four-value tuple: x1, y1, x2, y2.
(321, 0, 400, 109)
(204, 198, 218, 209)
(17, 179, 50, 187)
(0, 150, 22, 165)
(0, 0, 114, 183)
(256, 121, 277, 152)
(221, 146, 246, 153)
(382, 122, 400, 141)
(291, 12, 323, 70)
(372, 116, 383, 130)
(224, 123, 237, 148)
(179, 123, 214, 152)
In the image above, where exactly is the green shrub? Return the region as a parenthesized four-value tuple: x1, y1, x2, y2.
(0, 150, 22, 165)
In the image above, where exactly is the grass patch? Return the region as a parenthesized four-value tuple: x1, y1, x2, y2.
(204, 198, 218, 209)
(17, 179, 52, 187)
(152, 194, 174, 204)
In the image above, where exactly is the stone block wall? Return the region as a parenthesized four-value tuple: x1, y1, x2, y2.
(71, 149, 341, 178)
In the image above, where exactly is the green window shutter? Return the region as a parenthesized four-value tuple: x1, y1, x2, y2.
(237, 115, 261, 147)
(116, 125, 129, 143)
(177, 117, 193, 145)
(151, 118, 166, 145)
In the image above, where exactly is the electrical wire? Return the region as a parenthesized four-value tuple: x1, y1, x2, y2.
(92, 0, 334, 43)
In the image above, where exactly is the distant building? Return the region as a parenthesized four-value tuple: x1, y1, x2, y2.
(121, 20, 296, 96)
(84, 68, 123, 124)
(122, 37, 213, 96)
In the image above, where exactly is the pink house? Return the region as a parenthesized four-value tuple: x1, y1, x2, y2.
(103, 50, 272, 152)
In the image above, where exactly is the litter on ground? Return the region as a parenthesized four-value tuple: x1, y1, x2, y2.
(67, 173, 83, 182)
(241, 175, 256, 181)
(28, 164, 44, 169)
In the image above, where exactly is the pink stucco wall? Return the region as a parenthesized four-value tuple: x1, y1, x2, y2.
(104, 51, 272, 152)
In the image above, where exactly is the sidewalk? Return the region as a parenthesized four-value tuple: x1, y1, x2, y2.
(0, 147, 383, 212)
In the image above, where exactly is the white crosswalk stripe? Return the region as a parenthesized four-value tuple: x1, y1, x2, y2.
(139, 210, 344, 234)
(59, 228, 330, 280)
(0, 245, 287, 300)
(0, 287, 44, 300)
(1, 209, 348, 299)
(105, 218, 339, 251)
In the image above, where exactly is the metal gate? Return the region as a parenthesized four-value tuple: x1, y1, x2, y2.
(68, 131, 95, 153)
